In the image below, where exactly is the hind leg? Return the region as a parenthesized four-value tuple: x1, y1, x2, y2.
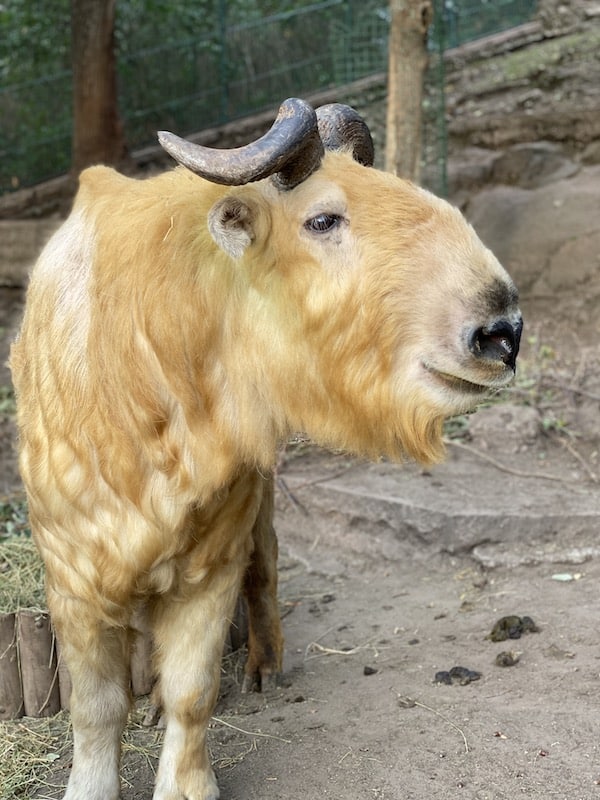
(241, 474, 283, 693)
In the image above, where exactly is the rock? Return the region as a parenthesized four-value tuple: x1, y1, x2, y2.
(467, 404, 542, 454)
(447, 147, 503, 197)
(464, 165, 600, 294)
(490, 142, 579, 189)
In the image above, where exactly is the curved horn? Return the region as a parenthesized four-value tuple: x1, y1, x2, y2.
(316, 103, 375, 167)
(158, 98, 324, 190)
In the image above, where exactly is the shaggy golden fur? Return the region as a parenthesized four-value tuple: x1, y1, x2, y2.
(11, 150, 520, 800)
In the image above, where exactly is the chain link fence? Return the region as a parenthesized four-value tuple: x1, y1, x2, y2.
(0, 0, 537, 196)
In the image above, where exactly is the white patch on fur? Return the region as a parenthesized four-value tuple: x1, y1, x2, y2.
(153, 717, 220, 800)
(34, 207, 94, 365)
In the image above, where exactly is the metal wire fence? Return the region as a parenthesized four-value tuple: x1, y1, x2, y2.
(118, 1, 389, 152)
(442, 0, 537, 47)
(0, 0, 537, 196)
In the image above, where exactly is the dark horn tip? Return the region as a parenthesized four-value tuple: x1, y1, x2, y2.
(316, 103, 375, 167)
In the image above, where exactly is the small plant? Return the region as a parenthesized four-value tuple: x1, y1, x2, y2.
(0, 385, 16, 416)
(0, 494, 30, 539)
(443, 414, 471, 441)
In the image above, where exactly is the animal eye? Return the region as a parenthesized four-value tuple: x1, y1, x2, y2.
(305, 213, 342, 234)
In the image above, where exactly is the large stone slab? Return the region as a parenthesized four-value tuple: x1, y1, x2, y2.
(275, 434, 600, 572)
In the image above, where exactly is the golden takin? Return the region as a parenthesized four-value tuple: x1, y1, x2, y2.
(11, 99, 522, 800)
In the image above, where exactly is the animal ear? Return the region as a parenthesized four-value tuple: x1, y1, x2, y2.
(208, 196, 256, 259)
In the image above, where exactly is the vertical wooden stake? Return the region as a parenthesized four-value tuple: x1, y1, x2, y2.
(17, 610, 61, 717)
(0, 612, 23, 720)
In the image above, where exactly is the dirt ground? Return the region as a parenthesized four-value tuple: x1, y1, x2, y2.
(2, 6, 600, 799)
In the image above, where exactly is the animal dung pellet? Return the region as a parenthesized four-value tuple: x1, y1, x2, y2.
(486, 615, 539, 642)
(363, 665, 378, 676)
(434, 666, 482, 685)
(495, 650, 521, 667)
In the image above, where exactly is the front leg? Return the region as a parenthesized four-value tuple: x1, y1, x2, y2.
(151, 559, 249, 800)
(50, 597, 130, 800)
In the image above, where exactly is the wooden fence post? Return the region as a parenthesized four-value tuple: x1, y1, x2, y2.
(17, 610, 61, 717)
(0, 612, 23, 720)
(385, 0, 433, 181)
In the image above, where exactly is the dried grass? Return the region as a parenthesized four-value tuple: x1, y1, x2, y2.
(0, 535, 46, 613)
(0, 493, 47, 613)
(0, 711, 71, 800)
(0, 697, 271, 799)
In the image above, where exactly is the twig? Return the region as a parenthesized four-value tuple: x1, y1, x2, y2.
(276, 476, 309, 515)
(556, 436, 598, 483)
(545, 377, 600, 403)
(444, 438, 570, 484)
(396, 694, 469, 753)
(210, 716, 291, 744)
(284, 464, 357, 491)
(305, 639, 379, 661)
(38, 661, 60, 716)
(306, 642, 363, 657)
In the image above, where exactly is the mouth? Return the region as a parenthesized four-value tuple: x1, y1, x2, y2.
(422, 363, 499, 396)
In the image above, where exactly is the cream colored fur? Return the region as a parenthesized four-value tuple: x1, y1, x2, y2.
(10, 151, 519, 800)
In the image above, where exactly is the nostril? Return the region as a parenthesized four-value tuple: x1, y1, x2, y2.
(469, 318, 522, 370)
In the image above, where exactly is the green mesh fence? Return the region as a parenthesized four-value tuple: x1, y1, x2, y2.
(442, 0, 538, 48)
(117, 1, 389, 151)
(0, 70, 73, 192)
(0, 0, 537, 196)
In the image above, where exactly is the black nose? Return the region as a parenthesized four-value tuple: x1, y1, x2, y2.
(469, 317, 523, 371)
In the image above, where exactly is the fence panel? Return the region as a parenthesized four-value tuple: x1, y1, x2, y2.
(442, 0, 538, 48)
(0, 72, 72, 192)
(1, 0, 538, 195)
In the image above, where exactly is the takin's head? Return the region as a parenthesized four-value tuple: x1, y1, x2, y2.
(158, 99, 522, 466)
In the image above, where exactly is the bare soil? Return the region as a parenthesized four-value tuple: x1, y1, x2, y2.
(1, 8, 600, 799)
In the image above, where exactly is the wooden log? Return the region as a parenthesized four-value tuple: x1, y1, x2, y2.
(130, 606, 154, 697)
(17, 610, 61, 717)
(0, 612, 23, 720)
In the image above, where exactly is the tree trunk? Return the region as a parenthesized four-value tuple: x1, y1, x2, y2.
(71, 0, 126, 173)
(385, 0, 433, 181)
